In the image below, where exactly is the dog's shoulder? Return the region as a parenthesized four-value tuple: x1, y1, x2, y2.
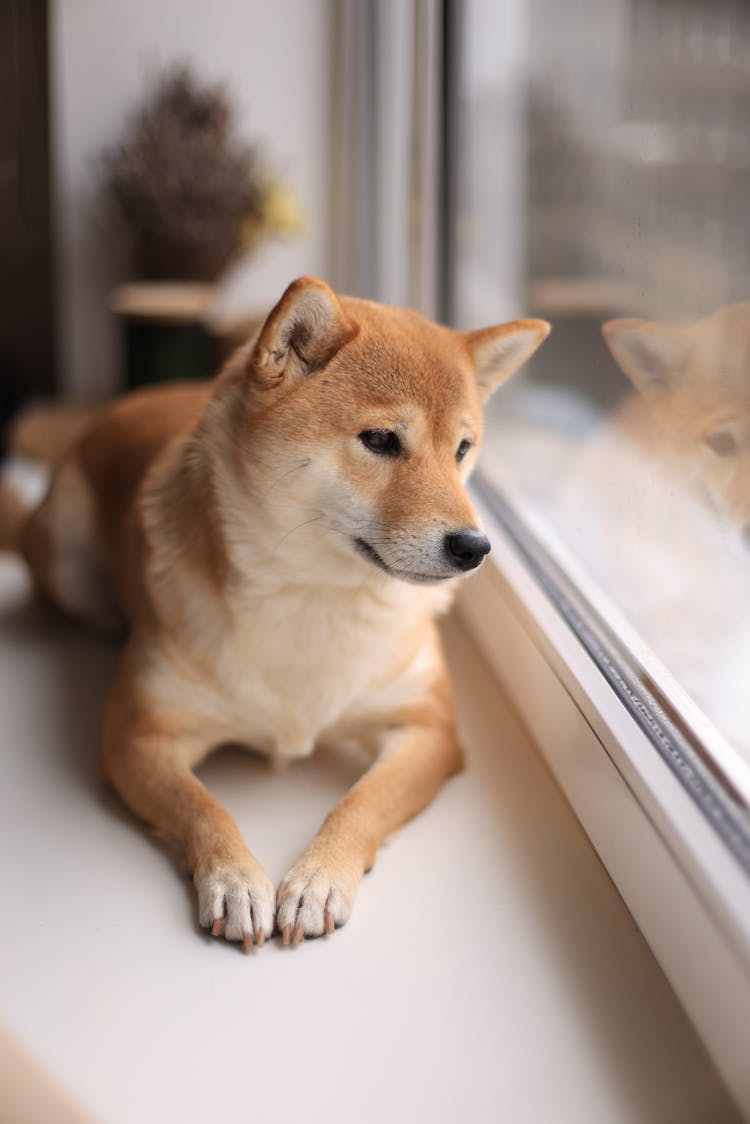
(74, 381, 217, 614)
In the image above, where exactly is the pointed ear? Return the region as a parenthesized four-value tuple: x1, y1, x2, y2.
(462, 319, 550, 400)
(247, 276, 358, 390)
(602, 318, 691, 395)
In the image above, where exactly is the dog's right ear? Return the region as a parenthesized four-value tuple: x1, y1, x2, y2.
(603, 318, 691, 395)
(462, 319, 550, 402)
(246, 276, 358, 392)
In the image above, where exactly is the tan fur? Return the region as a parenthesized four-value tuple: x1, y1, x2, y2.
(8, 401, 100, 464)
(16, 277, 549, 949)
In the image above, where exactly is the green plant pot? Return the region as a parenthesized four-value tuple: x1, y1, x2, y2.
(110, 283, 217, 388)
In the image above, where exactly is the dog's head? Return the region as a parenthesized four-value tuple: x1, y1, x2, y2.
(603, 302, 750, 534)
(224, 276, 548, 584)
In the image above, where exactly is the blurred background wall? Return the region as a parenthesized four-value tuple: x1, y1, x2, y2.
(50, 0, 332, 398)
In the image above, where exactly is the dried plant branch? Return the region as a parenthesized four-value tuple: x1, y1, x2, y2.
(100, 65, 268, 281)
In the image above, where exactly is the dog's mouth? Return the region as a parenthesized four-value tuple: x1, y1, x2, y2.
(353, 537, 453, 585)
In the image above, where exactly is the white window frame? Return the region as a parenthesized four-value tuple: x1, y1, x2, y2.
(459, 485, 750, 1115)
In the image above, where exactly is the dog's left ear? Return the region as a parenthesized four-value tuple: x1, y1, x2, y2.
(247, 276, 358, 390)
(462, 319, 550, 401)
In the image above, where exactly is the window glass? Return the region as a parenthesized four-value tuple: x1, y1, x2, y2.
(454, 0, 750, 788)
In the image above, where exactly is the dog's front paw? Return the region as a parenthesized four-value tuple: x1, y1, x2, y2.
(276, 851, 362, 945)
(195, 859, 275, 951)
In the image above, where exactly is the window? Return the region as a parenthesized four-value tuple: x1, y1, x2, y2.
(454, 0, 750, 802)
(451, 0, 750, 1110)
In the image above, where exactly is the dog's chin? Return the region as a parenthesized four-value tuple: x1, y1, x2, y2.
(353, 538, 454, 586)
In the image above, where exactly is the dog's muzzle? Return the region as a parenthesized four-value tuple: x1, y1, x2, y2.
(444, 529, 491, 572)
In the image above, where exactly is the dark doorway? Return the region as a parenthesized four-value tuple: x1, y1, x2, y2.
(0, 0, 56, 451)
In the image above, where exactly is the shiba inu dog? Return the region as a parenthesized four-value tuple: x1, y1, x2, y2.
(4, 277, 548, 950)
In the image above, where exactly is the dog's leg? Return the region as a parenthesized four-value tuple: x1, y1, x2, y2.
(100, 668, 275, 950)
(276, 711, 463, 943)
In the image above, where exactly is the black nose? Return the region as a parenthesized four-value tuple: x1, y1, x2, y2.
(444, 529, 491, 572)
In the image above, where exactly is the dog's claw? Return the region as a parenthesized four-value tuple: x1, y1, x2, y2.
(254, 928, 265, 948)
(276, 856, 357, 941)
(196, 861, 275, 950)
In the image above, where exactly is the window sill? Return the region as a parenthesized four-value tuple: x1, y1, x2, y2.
(0, 555, 737, 1123)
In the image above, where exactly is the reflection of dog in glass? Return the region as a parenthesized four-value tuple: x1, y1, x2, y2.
(603, 301, 750, 539)
(558, 302, 750, 756)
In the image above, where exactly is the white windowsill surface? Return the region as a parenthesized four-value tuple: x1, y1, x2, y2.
(0, 555, 739, 1124)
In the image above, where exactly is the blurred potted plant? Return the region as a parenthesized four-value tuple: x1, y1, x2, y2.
(101, 64, 303, 386)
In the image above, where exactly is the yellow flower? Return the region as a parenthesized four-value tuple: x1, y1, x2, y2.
(241, 180, 306, 251)
(262, 181, 306, 237)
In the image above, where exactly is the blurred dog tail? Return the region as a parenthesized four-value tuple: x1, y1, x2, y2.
(0, 480, 27, 553)
(0, 401, 99, 554)
(7, 402, 99, 465)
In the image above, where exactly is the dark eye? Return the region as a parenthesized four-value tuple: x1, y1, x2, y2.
(359, 429, 402, 456)
(705, 431, 738, 457)
(456, 439, 472, 463)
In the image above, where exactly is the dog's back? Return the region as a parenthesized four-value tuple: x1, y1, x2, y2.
(21, 381, 212, 628)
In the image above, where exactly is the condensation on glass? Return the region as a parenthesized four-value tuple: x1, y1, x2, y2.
(453, 0, 750, 780)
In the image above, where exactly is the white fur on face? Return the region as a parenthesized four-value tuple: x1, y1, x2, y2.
(236, 419, 484, 587)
